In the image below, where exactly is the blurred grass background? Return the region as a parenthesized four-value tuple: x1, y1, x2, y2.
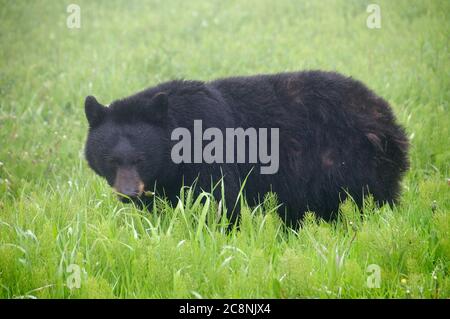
(0, 0, 449, 298)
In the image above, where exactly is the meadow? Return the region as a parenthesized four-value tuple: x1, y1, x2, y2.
(0, 0, 449, 298)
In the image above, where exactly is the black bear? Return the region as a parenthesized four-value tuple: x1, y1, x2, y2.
(84, 70, 409, 226)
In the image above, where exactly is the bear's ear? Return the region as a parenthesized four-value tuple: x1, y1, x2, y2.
(85, 95, 107, 128)
(146, 92, 168, 123)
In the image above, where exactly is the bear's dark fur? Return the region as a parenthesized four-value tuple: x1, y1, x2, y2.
(84, 70, 409, 225)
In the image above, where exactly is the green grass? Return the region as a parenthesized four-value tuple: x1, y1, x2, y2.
(0, 0, 449, 298)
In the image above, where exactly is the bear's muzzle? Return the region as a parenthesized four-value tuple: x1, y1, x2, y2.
(113, 167, 144, 201)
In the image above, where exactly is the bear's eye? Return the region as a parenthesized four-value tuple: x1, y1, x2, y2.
(131, 158, 144, 165)
(107, 157, 121, 166)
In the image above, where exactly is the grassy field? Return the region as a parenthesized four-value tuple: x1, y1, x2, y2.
(0, 0, 449, 298)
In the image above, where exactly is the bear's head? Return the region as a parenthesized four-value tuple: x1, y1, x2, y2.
(84, 93, 175, 204)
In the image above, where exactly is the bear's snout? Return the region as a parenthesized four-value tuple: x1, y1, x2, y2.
(113, 167, 144, 200)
